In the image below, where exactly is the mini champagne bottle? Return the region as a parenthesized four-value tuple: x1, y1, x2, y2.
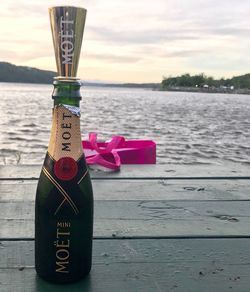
(35, 6, 93, 283)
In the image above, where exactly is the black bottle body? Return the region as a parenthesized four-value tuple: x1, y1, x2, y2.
(35, 153, 93, 283)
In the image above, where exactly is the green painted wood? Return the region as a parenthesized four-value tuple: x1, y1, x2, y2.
(1, 179, 250, 201)
(1, 163, 249, 180)
(0, 239, 249, 292)
(0, 200, 249, 239)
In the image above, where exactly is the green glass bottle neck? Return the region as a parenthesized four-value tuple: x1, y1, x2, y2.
(52, 80, 81, 107)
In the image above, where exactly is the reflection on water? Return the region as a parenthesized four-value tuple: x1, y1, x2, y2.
(0, 82, 250, 165)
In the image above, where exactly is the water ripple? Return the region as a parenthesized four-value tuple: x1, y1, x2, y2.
(0, 82, 250, 165)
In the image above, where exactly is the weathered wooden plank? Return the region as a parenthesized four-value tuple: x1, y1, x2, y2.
(1, 179, 250, 201)
(0, 239, 249, 292)
(1, 163, 249, 180)
(0, 200, 249, 239)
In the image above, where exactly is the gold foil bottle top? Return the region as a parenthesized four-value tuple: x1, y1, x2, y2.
(49, 6, 87, 79)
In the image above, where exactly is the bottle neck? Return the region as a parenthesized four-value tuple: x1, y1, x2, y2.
(52, 79, 81, 107)
(48, 80, 83, 162)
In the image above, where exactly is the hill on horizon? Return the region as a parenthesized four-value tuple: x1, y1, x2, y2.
(0, 62, 160, 89)
(0, 62, 56, 84)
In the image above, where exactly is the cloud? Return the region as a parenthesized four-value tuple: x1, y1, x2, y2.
(161, 50, 208, 58)
(1, 0, 96, 17)
(1, 1, 46, 17)
(87, 26, 201, 45)
(209, 27, 250, 38)
(86, 52, 140, 63)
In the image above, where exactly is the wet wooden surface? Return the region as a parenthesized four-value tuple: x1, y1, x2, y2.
(0, 239, 249, 292)
(1, 163, 250, 180)
(0, 164, 250, 291)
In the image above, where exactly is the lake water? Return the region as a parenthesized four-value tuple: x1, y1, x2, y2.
(0, 82, 249, 165)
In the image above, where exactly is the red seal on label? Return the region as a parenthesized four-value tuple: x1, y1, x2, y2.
(54, 157, 78, 181)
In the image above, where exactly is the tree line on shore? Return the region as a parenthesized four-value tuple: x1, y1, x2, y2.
(1, 62, 250, 91)
(161, 73, 250, 90)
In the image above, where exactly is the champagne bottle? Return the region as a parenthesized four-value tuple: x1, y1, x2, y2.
(35, 6, 93, 283)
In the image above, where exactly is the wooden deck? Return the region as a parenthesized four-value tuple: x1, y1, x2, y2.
(0, 163, 250, 291)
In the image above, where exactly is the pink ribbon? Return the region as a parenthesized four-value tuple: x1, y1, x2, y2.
(84, 133, 125, 171)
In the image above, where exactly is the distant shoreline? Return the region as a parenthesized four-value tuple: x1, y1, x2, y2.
(87, 83, 250, 94)
(160, 86, 250, 95)
(1, 62, 250, 95)
(1, 80, 250, 95)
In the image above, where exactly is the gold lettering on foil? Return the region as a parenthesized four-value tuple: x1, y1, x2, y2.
(55, 221, 71, 273)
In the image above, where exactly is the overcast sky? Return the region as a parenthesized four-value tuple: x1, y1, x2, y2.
(1, 0, 250, 82)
